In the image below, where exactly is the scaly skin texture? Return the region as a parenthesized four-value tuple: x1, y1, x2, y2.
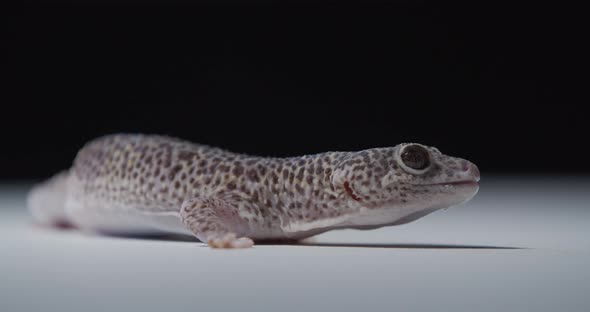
(29, 134, 480, 248)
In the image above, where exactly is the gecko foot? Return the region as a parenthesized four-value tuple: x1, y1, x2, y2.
(207, 233, 254, 249)
(181, 197, 254, 249)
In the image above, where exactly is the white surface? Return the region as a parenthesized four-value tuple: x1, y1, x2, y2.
(1, 177, 590, 312)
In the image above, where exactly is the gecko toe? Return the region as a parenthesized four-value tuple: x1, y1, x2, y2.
(231, 237, 254, 248)
(207, 233, 254, 249)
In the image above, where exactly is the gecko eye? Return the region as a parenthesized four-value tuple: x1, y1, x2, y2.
(400, 144, 431, 171)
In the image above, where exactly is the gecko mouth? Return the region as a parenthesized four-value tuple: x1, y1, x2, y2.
(343, 180, 478, 202)
(442, 180, 479, 186)
(425, 181, 479, 190)
(427, 180, 480, 195)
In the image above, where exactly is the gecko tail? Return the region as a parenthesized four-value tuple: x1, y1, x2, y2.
(27, 170, 73, 228)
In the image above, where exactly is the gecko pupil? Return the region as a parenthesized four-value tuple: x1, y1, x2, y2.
(401, 145, 430, 170)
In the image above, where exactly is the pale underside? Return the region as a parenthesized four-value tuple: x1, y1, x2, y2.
(63, 194, 451, 240)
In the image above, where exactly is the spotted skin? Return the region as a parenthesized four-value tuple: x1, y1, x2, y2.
(28, 134, 480, 248)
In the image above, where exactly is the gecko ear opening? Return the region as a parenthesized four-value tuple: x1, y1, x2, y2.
(331, 157, 363, 202)
(343, 181, 361, 201)
(330, 153, 358, 190)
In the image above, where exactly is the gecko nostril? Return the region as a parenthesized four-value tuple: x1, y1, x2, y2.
(460, 161, 480, 181)
(461, 161, 470, 172)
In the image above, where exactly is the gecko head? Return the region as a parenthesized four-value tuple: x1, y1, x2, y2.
(331, 144, 480, 223)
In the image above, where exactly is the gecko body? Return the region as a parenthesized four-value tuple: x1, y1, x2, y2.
(28, 134, 480, 248)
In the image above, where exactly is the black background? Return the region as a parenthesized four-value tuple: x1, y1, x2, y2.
(2, 1, 587, 179)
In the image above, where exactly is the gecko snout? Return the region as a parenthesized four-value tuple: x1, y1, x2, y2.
(461, 161, 480, 182)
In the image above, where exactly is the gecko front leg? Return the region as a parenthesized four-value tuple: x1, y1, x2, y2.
(180, 197, 254, 248)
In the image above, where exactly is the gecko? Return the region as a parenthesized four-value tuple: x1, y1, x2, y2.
(27, 134, 480, 248)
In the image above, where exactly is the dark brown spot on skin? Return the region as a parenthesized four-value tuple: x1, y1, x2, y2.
(315, 166, 323, 175)
(379, 158, 388, 170)
(296, 168, 304, 181)
(178, 150, 196, 162)
(169, 165, 182, 180)
(295, 184, 305, 195)
(246, 169, 259, 182)
(354, 165, 366, 171)
(360, 151, 370, 162)
(174, 181, 180, 189)
(233, 165, 244, 176)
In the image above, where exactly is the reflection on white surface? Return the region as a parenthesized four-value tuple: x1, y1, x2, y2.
(1, 177, 590, 312)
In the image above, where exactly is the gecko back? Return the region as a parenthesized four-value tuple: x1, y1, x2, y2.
(27, 134, 227, 234)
